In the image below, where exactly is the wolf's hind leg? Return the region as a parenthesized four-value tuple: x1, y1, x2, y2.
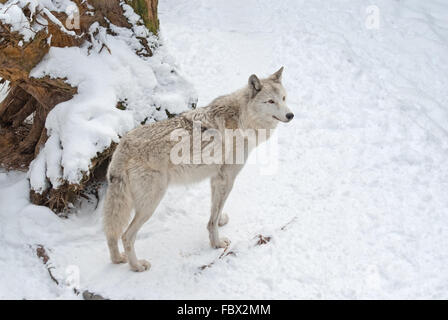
(123, 168, 167, 272)
(103, 179, 132, 264)
(108, 240, 128, 264)
(122, 211, 153, 272)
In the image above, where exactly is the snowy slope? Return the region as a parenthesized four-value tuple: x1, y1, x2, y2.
(1, 0, 448, 299)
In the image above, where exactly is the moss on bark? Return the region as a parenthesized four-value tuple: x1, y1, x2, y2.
(126, 0, 159, 35)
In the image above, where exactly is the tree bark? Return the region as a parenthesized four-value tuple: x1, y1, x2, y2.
(0, 0, 159, 212)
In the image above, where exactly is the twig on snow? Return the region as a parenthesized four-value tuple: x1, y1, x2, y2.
(33, 244, 107, 300)
(199, 244, 235, 271)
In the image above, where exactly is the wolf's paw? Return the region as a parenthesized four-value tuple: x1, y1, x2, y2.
(111, 252, 127, 264)
(212, 237, 231, 249)
(218, 213, 229, 227)
(130, 259, 151, 272)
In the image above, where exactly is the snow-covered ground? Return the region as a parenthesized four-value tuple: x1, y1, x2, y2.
(1, 0, 448, 299)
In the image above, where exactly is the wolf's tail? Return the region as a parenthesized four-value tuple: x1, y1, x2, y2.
(103, 145, 132, 248)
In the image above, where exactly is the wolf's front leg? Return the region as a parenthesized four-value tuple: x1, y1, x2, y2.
(208, 165, 241, 248)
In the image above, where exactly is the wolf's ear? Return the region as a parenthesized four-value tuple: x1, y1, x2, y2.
(248, 74, 262, 97)
(269, 66, 284, 82)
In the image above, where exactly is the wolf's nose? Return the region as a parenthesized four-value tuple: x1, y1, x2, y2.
(286, 113, 294, 120)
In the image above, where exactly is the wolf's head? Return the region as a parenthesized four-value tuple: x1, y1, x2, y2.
(247, 67, 294, 124)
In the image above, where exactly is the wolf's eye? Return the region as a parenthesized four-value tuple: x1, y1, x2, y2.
(267, 99, 275, 104)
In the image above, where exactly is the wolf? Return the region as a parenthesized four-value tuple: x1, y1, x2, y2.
(103, 67, 293, 271)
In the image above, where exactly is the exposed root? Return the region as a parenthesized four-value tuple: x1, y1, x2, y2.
(30, 143, 117, 214)
(0, 124, 34, 170)
(0, 79, 77, 170)
(35, 245, 59, 286)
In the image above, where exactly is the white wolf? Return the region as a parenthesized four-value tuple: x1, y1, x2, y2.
(103, 67, 293, 271)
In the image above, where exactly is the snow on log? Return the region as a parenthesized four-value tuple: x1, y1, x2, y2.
(0, 0, 197, 212)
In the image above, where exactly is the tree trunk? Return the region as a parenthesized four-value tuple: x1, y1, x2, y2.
(0, 0, 159, 212)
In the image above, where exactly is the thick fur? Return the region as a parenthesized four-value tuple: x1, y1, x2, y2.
(103, 68, 293, 271)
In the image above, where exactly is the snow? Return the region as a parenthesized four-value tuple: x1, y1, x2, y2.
(1, 0, 448, 299)
(0, 80, 8, 101)
(0, 3, 35, 42)
(0, 0, 77, 42)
